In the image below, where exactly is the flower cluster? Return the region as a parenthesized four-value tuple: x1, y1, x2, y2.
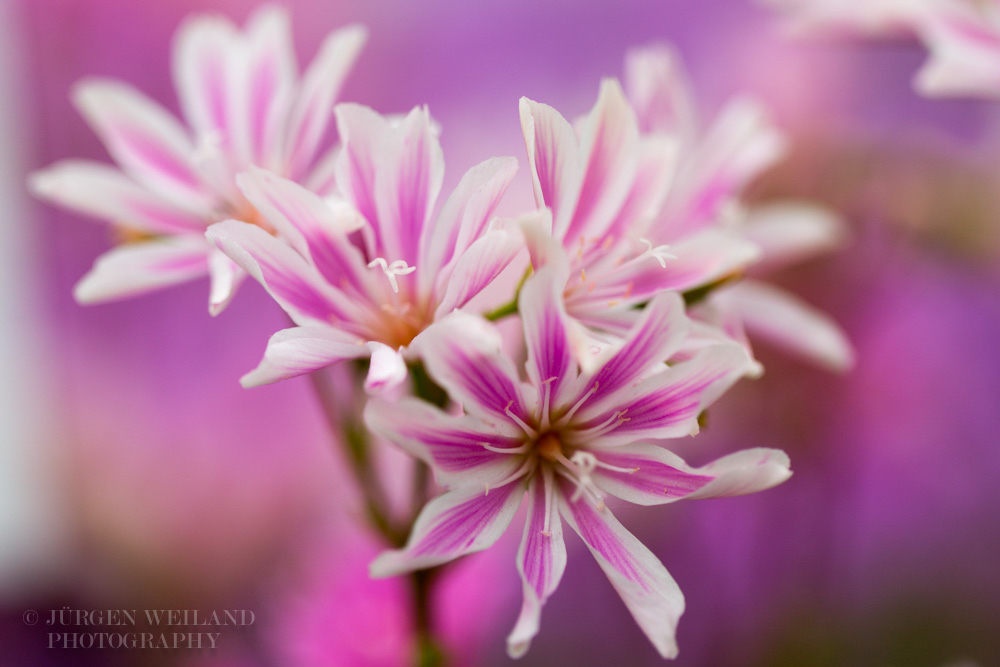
(30, 5, 854, 661)
(765, 0, 1000, 99)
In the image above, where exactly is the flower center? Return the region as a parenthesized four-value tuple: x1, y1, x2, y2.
(536, 432, 563, 462)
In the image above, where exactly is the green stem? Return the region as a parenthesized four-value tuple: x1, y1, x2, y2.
(308, 365, 405, 546)
(413, 568, 446, 667)
(682, 272, 744, 306)
(484, 266, 533, 321)
(310, 358, 454, 666)
(484, 298, 518, 322)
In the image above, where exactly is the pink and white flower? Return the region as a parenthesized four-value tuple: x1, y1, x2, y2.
(624, 45, 855, 372)
(763, 0, 1000, 99)
(206, 103, 522, 389)
(913, 0, 1000, 98)
(691, 202, 856, 372)
(30, 6, 366, 312)
(761, 0, 941, 38)
(518, 78, 763, 366)
(365, 266, 791, 658)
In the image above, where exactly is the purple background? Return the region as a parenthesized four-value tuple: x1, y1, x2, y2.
(3, 0, 1000, 665)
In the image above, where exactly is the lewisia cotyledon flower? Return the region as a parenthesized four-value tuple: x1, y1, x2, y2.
(624, 44, 855, 372)
(30, 6, 366, 313)
(206, 104, 523, 390)
(517, 78, 762, 368)
(365, 265, 792, 658)
(760, 0, 938, 37)
(912, 0, 1000, 98)
(762, 0, 1000, 99)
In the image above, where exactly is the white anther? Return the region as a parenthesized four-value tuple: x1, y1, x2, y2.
(367, 257, 416, 293)
(639, 238, 677, 268)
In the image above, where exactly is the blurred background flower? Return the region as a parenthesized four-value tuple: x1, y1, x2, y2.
(2, 0, 1000, 665)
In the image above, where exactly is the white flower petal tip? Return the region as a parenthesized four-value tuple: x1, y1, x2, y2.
(71, 238, 210, 304)
(689, 448, 793, 500)
(368, 550, 408, 579)
(364, 342, 407, 394)
(506, 627, 536, 660)
(238, 326, 368, 388)
(729, 280, 855, 374)
(743, 202, 850, 271)
(27, 168, 59, 199)
(239, 366, 277, 389)
(207, 248, 244, 316)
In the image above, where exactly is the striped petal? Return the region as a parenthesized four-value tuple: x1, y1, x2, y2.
(334, 103, 389, 251)
(723, 280, 855, 373)
(71, 80, 209, 208)
(742, 202, 847, 274)
(206, 219, 362, 327)
(593, 134, 678, 248)
(412, 312, 534, 425)
(559, 485, 684, 659)
(592, 443, 791, 506)
(241, 325, 367, 387)
(518, 265, 578, 406)
(236, 167, 373, 297)
(236, 6, 297, 167)
(172, 13, 243, 165)
(624, 43, 697, 138)
(571, 291, 688, 410)
(370, 481, 524, 577)
(564, 78, 640, 245)
(659, 98, 785, 238)
(574, 343, 753, 446)
(507, 470, 567, 658)
(422, 156, 518, 289)
(520, 96, 582, 239)
(73, 236, 209, 304)
(573, 229, 760, 310)
(285, 24, 368, 179)
(433, 225, 524, 318)
(373, 106, 445, 266)
(30, 160, 206, 234)
(364, 397, 525, 487)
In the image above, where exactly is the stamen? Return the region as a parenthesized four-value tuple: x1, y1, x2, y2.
(571, 409, 630, 440)
(505, 400, 538, 438)
(488, 458, 534, 493)
(553, 381, 600, 428)
(367, 257, 416, 293)
(592, 458, 640, 474)
(639, 238, 677, 268)
(538, 377, 557, 431)
(553, 465, 605, 508)
(481, 441, 532, 455)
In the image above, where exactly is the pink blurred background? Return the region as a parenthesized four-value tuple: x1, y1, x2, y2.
(3, 0, 1000, 665)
